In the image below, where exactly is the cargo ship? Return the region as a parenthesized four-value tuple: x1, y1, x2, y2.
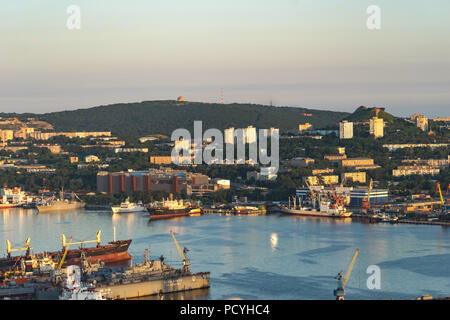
(147, 195, 199, 221)
(280, 195, 352, 218)
(0, 233, 132, 272)
(36, 191, 85, 213)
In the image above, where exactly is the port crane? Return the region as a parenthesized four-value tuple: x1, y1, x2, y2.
(436, 182, 445, 206)
(334, 248, 359, 300)
(6, 238, 31, 258)
(170, 230, 190, 272)
(329, 183, 344, 207)
(436, 182, 450, 214)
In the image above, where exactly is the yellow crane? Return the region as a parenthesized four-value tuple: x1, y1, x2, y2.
(6, 238, 31, 258)
(58, 236, 73, 270)
(436, 182, 445, 206)
(334, 248, 359, 300)
(170, 230, 190, 272)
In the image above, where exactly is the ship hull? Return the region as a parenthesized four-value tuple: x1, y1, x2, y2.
(280, 207, 352, 218)
(97, 272, 210, 300)
(147, 207, 191, 221)
(112, 206, 147, 214)
(37, 202, 85, 213)
(0, 204, 21, 209)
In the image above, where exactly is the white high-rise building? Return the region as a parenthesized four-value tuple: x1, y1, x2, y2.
(370, 117, 384, 138)
(339, 121, 353, 139)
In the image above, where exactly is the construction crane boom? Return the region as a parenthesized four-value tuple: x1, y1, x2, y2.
(334, 248, 359, 300)
(170, 230, 190, 271)
(343, 248, 359, 288)
(436, 182, 445, 206)
(58, 236, 73, 270)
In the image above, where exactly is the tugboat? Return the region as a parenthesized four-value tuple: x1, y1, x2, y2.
(111, 198, 147, 214)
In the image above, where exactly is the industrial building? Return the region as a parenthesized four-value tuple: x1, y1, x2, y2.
(349, 188, 389, 206)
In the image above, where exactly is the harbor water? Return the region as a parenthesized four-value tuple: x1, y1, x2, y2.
(0, 208, 449, 300)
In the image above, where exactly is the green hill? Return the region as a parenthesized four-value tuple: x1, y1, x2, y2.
(345, 106, 395, 123)
(28, 100, 349, 137)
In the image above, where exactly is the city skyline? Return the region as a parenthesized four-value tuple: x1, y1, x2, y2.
(2, 1, 450, 118)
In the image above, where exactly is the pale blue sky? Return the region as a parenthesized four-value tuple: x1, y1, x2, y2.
(1, 1, 450, 117)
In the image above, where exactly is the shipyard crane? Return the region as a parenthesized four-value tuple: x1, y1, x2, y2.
(329, 183, 343, 206)
(334, 248, 359, 300)
(61, 230, 101, 251)
(170, 230, 190, 272)
(361, 178, 373, 213)
(58, 236, 73, 270)
(6, 238, 31, 258)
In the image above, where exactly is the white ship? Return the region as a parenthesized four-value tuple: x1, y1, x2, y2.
(0, 187, 32, 209)
(280, 194, 352, 218)
(111, 198, 147, 214)
(59, 265, 105, 300)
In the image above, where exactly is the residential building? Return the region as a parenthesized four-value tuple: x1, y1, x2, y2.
(341, 172, 367, 183)
(114, 148, 149, 153)
(97, 168, 215, 195)
(312, 168, 334, 175)
(339, 121, 353, 139)
(325, 154, 347, 161)
(392, 166, 440, 177)
(304, 175, 339, 186)
(340, 158, 374, 168)
(413, 114, 429, 132)
(369, 117, 384, 138)
(382, 143, 449, 151)
(0, 130, 14, 142)
(34, 144, 62, 154)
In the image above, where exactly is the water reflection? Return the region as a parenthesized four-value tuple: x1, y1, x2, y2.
(270, 233, 278, 251)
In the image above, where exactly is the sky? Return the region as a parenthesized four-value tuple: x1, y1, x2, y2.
(1, 0, 450, 117)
